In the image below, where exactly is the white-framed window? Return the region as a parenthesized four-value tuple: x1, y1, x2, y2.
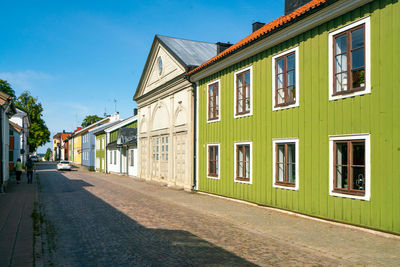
(109, 151, 112, 164)
(272, 138, 299, 190)
(102, 137, 105, 149)
(328, 16, 371, 101)
(329, 134, 370, 201)
(206, 143, 220, 179)
(234, 141, 252, 184)
(114, 150, 117, 165)
(207, 79, 221, 123)
(234, 66, 253, 118)
(272, 46, 299, 110)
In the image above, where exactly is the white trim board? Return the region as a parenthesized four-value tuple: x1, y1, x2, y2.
(206, 143, 220, 180)
(272, 138, 299, 191)
(233, 66, 253, 119)
(206, 79, 221, 123)
(233, 141, 253, 184)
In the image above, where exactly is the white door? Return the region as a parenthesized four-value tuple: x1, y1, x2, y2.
(175, 132, 187, 185)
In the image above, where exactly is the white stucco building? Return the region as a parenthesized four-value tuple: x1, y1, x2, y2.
(133, 35, 224, 190)
(10, 107, 30, 165)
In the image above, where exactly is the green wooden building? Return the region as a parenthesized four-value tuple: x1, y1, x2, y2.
(189, 0, 400, 234)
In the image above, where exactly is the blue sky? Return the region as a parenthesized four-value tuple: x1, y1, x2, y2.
(0, 0, 284, 153)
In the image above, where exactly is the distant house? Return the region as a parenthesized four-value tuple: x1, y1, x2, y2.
(0, 91, 16, 191)
(81, 114, 120, 169)
(9, 121, 23, 170)
(52, 133, 62, 161)
(133, 35, 226, 190)
(10, 107, 30, 165)
(104, 115, 137, 176)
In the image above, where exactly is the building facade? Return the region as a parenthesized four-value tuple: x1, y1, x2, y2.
(10, 107, 30, 165)
(189, 0, 400, 234)
(134, 35, 220, 190)
(94, 132, 106, 172)
(105, 116, 137, 176)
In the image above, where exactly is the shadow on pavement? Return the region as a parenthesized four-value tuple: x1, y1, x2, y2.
(37, 163, 256, 266)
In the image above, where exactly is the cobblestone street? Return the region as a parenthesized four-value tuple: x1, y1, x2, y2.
(37, 162, 400, 266)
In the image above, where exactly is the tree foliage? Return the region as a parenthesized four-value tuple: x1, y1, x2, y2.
(15, 91, 50, 152)
(0, 79, 16, 99)
(81, 115, 103, 128)
(44, 148, 52, 161)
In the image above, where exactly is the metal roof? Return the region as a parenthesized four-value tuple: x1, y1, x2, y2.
(157, 35, 218, 68)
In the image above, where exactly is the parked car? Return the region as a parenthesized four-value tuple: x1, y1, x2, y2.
(57, 161, 71, 171)
(30, 155, 39, 162)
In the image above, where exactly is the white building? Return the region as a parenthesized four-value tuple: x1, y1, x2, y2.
(104, 115, 138, 177)
(10, 107, 30, 165)
(133, 35, 222, 190)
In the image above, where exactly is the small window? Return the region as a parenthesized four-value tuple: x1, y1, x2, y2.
(207, 80, 220, 122)
(109, 151, 113, 164)
(273, 139, 299, 190)
(234, 66, 252, 118)
(234, 142, 252, 183)
(114, 151, 117, 165)
(329, 134, 370, 200)
(207, 144, 220, 179)
(152, 137, 159, 161)
(329, 17, 370, 100)
(272, 47, 299, 110)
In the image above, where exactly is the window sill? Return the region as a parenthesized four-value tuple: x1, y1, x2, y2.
(273, 182, 298, 191)
(234, 177, 251, 184)
(329, 86, 370, 101)
(273, 101, 299, 111)
(234, 111, 252, 119)
(207, 118, 220, 124)
(207, 174, 219, 180)
(330, 189, 369, 201)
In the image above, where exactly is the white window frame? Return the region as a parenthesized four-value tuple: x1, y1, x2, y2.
(109, 151, 112, 164)
(329, 134, 371, 201)
(233, 66, 253, 119)
(328, 16, 371, 101)
(272, 46, 300, 111)
(129, 149, 134, 167)
(234, 141, 252, 184)
(272, 138, 299, 190)
(206, 143, 220, 179)
(206, 79, 221, 123)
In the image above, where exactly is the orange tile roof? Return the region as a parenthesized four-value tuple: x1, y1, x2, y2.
(187, 0, 329, 76)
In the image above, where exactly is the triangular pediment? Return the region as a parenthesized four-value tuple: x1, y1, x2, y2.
(135, 40, 186, 99)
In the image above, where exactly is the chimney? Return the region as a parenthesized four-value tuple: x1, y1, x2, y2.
(133, 108, 138, 116)
(285, 0, 311, 15)
(216, 42, 233, 54)
(252, 22, 265, 33)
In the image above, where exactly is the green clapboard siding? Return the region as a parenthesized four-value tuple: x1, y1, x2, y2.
(197, 0, 400, 234)
(95, 133, 105, 172)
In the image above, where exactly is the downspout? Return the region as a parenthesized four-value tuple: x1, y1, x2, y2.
(186, 74, 197, 191)
(0, 108, 3, 192)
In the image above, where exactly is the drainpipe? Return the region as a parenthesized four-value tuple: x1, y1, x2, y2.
(0, 108, 3, 192)
(186, 74, 197, 190)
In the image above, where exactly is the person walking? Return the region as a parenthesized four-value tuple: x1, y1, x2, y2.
(26, 157, 35, 184)
(15, 159, 23, 184)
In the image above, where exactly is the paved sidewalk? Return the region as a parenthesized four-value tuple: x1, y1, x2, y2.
(0, 174, 35, 267)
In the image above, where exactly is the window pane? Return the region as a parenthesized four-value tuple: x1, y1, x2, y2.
(238, 147, 243, 177)
(288, 163, 296, 183)
(237, 74, 243, 89)
(335, 54, 347, 73)
(287, 70, 295, 87)
(352, 142, 365, 165)
(335, 73, 348, 92)
(352, 68, 365, 88)
(335, 34, 347, 54)
(287, 86, 295, 103)
(351, 27, 364, 48)
(278, 144, 285, 163)
(278, 163, 285, 182)
(277, 58, 284, 73)
(209, 161, 214, 174)
(245, 146, 250, 178)
(336, 166, 348, 189)
(336, 143, 348, 165)
(352, 48, 364, 70)
(288, 144, 295, 164)
(353, 167, 365, 191)
(277, 73, 284, 89)
(244, 71, 250, 85)
(277, 89, 285, 104)
(287, 54, 295, 70)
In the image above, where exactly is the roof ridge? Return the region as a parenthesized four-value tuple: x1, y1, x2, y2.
(156, 34, 217, 45)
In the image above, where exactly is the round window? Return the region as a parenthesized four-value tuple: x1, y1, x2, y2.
(158, 57, 163, 75)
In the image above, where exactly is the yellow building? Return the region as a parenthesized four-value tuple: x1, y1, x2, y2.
(73, 135, 82, 164)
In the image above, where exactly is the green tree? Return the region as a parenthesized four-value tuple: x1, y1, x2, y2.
(44, 148, 52, 161)
(81, 115, 103, 128)
(15, 91, 50, 152)
(0, 79, 16, 99)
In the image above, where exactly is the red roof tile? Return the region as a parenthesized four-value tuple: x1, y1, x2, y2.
(187, 0, 329, 76)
